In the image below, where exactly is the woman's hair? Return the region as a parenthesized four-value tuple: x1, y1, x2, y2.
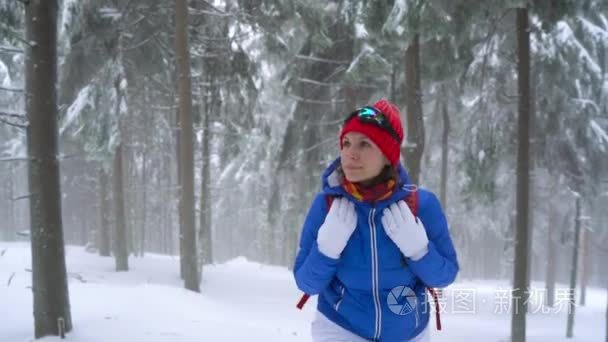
(336, 164, 400, 187)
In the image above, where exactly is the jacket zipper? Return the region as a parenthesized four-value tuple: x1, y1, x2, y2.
(369, 207, 381, 340)
(334, 284, 346, 311)
(414, 297, 419, 328)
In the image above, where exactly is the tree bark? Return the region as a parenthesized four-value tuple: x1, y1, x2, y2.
(440, 86, 450, 209)
(140, 103, 148, 257)
(566, 197, 581, 338)
(512, 7, 531, 342)
(98, 168, 111, 257)
(25, 0, 72, 337)
(605, 284, 608, 342)
(113, 143, 129, 271)
(175, 0, 199, 292)
(6, 164, 15, 240)
(579, 225, 591, 306)
(199, 102, 212, 266)
(545, 177, 558, 307)
(403, 34, 425, 185)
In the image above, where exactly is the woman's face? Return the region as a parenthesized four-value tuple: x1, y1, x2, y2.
(340, 132, 389, 183)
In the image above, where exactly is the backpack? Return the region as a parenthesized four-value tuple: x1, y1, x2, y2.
(296, 190, 443, 331)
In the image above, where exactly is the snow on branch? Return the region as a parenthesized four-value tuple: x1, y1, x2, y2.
(555, 22, 602, 74)
(590, 119, 608, 146)
(295, 77, 379, 90)
(288, 94, 346, 105)
(0, 22, 34, 48)
(0, 45, 23, 54)
(121, 34, 156, 52)
(0, 110, 26, 119)
(0, 110, 27, 127)
(60, 85, 93, 134)
(295, 54, 349, 65)
(0, 85, 23, 93)
(12, 194, 32, 201)
(0, 156, 30, 162)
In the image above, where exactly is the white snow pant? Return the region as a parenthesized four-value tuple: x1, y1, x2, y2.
(311, 311, 430, 342)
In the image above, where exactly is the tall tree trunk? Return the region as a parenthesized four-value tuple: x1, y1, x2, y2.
(7, 164, 15, 240)
(512, 7, 531, 342)
(175, 0, 199, 292)
(579, 225, 591, 306)
(605, 284, 608, 342)
(175, 104, 185, 274)
(164, 142, 174, 255)
(403, 34, 425, 185)
(25, 0, 72, 337)
(98, 168, 111, 257)
(199, 104, 212, 266)
(545, 177, 558, 307)
(566, 197, 582, 338)
(140, 108, 148, 257)
(113, 143, 129, 271)
(440, 86, 450, 209)
(125, 141, 135, 256)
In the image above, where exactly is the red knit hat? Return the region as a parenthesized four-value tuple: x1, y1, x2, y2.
(339, 99, 404, 166)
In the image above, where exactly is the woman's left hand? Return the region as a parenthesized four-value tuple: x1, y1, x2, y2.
(381, 200, 429, 261)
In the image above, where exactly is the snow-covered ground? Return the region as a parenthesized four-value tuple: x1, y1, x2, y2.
(0, 242, 605, 342)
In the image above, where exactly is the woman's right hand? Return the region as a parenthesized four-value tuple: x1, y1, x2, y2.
(316, 197, 358, 259)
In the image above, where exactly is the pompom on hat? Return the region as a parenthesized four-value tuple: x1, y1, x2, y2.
(339, 99, 404, 166)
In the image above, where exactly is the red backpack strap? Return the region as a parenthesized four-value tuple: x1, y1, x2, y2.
(404, 190, 443, 331)
(325, 195, 335, 211)
(427, 287, 442, 331)
(296, 195, 335, 310)
(296, 294, 310, 310)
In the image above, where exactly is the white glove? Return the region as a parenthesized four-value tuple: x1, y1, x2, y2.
(381, 200, 429, 261)
(316, 197, 358, 259)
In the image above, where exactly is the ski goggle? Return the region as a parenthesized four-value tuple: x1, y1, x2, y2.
(344, 106, 401, 142)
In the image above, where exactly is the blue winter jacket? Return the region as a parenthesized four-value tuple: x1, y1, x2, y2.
(294, 158, 459, 341)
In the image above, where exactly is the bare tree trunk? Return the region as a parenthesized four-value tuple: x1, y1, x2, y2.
(98, 168, 111, 257)
(164, 141, 173, 255)
(113, 142, 129, 271)
(605, 284, 608, 342)
(7, 164, 15, 240)
(199, 104, 212, 266)
(566, 197, 582, 338)
(175, 105, 185, 274)
(545, 177, 558, 307)
(403, 34, 425, 185)
(439, 86, 450, 209)
(175, 0, 199, 292)
(140, 109, 148, 257)
(579, 225, 591, 306)
(25, 0, 72, 337)
(512, 7, 531, 342)
(124, 142, 135, 257)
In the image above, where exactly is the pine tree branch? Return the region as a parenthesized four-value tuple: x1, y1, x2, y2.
(288, 94, 345, 104)
(0, 111, 27, 119)
(295, 54, 349, 65)
(121, 34, 156, 51)
(0, 22, 33, 48)
(0, 157, 30, 163)
(0, 45, 24, 54)
(0, 117, 28, 129)
(0, 86, 24, 93)
(13, 193, 33, 200)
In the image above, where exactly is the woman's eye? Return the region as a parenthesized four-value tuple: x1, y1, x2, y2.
(343, 141, 350, 147)
(360, 141, 370, 148)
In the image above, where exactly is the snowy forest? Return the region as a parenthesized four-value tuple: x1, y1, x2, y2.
(0, 0, 607, 341)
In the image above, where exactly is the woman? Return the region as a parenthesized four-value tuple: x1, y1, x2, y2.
(293, 99, 459, 341)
